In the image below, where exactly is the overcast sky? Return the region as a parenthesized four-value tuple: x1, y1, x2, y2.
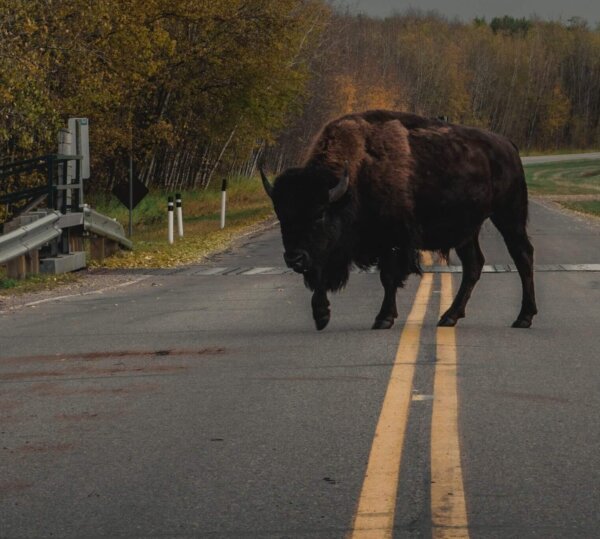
(336, 0, 600, 25)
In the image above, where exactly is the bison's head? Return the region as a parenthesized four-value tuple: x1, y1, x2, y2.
(260, 163, 349, 275)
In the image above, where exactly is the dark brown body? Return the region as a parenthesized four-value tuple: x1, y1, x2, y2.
(262, 110, 537, 330)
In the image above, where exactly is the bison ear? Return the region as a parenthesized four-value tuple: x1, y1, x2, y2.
(329, 161, 350, 203)
(259, 162, 274, 199)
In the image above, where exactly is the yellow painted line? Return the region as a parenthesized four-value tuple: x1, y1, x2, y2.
(431, 272, 470, 538)
(351, 253, 434, 539)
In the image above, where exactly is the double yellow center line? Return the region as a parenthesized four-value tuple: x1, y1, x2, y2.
(351, 262, 469, 539)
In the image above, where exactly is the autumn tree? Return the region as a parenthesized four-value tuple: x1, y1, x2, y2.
(2, 3, 599, 193)
(0, 0, 329, 191)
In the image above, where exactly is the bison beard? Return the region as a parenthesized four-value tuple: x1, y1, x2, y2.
(261, 110, 537, 331)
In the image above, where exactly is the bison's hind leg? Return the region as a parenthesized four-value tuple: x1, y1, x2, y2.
(490, 214, 537, 328)
(438, 233, 485, 327)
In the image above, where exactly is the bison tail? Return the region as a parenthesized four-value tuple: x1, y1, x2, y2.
(412, 249, 423, 276)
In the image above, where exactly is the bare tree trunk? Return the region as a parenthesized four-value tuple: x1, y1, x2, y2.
(203, 128, 237, 190)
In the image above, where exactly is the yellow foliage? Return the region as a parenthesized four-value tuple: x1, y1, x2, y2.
(359, 85, 399, 111)
(331, 74, 401, 115)
(541, 84, 571, 137)
(333, 74, 358, 115)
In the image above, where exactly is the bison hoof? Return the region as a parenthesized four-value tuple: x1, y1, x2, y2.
(511, 318, 532, 329)
(437, 314, 458, 327)
(372, 318, 394, 330)
(314, 316, 330, 331)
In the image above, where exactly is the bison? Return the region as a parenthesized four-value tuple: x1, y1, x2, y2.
(260, 110, 537, 330)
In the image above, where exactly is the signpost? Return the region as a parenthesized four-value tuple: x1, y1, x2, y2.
(110, 120, 148, 237)
(111, 176, 148, 238)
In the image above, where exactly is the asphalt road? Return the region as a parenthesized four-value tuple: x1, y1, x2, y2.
(1, 199, 599, 538)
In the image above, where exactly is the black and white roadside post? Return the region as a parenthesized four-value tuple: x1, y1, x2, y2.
(176, 193, 184, 238)
(220, 178, 227, 229)
(168, 196, 174, 244)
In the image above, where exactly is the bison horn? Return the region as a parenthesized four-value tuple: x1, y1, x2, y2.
(329, 162, 350, 203)
(259, 163, 274, 199)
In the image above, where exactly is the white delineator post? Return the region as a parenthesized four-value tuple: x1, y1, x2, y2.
(220, 179, 227, 229)
(168, 196, 174, 244)
(176, 193, 184, 238)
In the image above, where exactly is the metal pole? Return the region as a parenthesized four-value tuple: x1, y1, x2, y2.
(220, 179, 227, 229)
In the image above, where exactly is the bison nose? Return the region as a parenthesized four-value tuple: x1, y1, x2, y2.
(284, 250, 310, 273)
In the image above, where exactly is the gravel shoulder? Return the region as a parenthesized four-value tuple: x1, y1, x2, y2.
(0, 271, 151, 314)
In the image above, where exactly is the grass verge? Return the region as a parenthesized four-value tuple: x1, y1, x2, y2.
(524, 159, 600, 196)
(523, 158, 600, 221)
(0, 270, 79, 296)
(558, 200, 600, 218)
(89, 175, 273, 269)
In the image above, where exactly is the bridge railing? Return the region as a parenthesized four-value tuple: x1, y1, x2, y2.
(0, 154, 83, 223)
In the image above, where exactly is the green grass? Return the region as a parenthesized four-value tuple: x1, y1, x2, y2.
(0, 276, 18, 289)
(559, 200, 600, 217)
(523, 159, 600, 220)
(0, 270, 79, 296)
(524, 160, 600, 196)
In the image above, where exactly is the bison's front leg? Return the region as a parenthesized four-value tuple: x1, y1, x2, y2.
(306, 268, 330, 331)
(373, 253, 399, 330)
(311, 288, 330, 331)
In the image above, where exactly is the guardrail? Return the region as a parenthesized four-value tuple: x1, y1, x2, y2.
(55, 209, 133, 250)
(0, 211, 62, 265)
(83, 208, 132, 250)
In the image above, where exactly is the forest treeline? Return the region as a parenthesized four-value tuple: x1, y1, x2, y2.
(1, 1, 599, 194)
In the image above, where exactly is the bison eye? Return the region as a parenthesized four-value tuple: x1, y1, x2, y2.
(314, 212, 326, 225)
(314, 207, 327, 222)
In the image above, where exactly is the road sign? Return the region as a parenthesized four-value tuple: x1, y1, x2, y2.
(111, 177, 148, 210)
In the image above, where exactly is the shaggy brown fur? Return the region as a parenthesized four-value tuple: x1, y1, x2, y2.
(261, 110, 537, 331)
